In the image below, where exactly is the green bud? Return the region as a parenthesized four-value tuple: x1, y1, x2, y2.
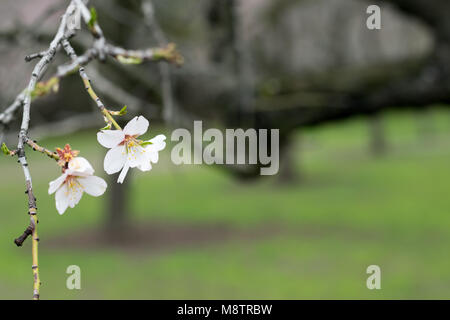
(119, 105, 128, 115)
(116, 56, 143, 65)
(100, 123, 112, 131)
(1, 143, 11, 155)
(88, 7, 98, 29)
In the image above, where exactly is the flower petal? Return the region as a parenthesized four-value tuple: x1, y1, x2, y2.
(123, 116, 149, 136)
(143, 134, 166, 164)
(146, 149, 159, 164)
(117, 163, 130, 184)
(67, 179, 84, 208)
(104, 145, 127, 174)
(126, 145, 147, 168)
(79, 175, 107, 197)
(97, 130, 125, 148)
(48, 173, 67, 195)
(55, 183, 69, 215)
(138, 160, 152, 172)
(68, 157, 95, 176)
(148, 134, 166, 152)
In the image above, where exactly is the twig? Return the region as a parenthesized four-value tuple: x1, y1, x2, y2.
(0, 93, 25, 126)
(87, 67, 156, 114)
(25, 51, 47, 62)
(0, 28, 181, 131)
(14, 1, 77, 301)
(14, 226, 34, 247)
(61, 39, 121, 130)
(0, 0, 184, 300)
(25, 138, 60, 161)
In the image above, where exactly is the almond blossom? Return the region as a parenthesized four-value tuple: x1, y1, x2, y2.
(48, 157, 107, 215)
(97, 116, 166, 183)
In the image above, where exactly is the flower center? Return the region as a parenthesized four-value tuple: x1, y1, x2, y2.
(56, 144, 79, 169)
(123, 135, 139, 149)
(65, 176, 83, 192)
(122, 135, 146, 159)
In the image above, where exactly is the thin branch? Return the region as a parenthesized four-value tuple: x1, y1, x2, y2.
(14, 1, 77, 301)
(61, 39, 121, 130)
(55, 47, 98, 77)
(0, 0, 184, 301)
(87, 67, 157, 114)
(14, 226, 34, 247)
(0, 28, 180, 132)
(105, 43, 183, 66)
(0, 93, 25, 127)
(25, 138, 60, 161)
(25, 51, 47, 62)
(0, 44, 180, 135)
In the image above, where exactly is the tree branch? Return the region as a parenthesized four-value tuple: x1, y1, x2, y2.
(0, 0, 184, 300)
(13, 2, 77, 301)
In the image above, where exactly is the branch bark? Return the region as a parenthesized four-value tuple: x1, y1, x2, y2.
(0, 0, 183, 300)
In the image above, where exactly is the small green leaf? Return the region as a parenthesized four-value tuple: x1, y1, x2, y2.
(116, 55, 143, 65)
(1, 143, 10, 155)
(140, 141, 153, 147)
(100, 123, 112, 131)
(88, 7, 98, 29)
(119, 105, 128, 116)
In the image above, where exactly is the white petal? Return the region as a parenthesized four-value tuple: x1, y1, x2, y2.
(97, 130, 125, 148)
(146, 150, 159, 164)
(104, 145, 127, 174)
(148, 134, 166, 152)
(144, 135, 166, 164)
(138, 160, 152, 172)
(55, 183, 69, 215)
(123, 116, 149, 136)
(67, 179, 84, 208)
(117, 163, 130, 184)
(79, 175, 107, 197)
(48, 173, 67, 195)
(126, 144, 147, 168)
(68, 157, 95, 176)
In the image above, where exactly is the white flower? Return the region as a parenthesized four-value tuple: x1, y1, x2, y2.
(97, 116, 166, 183)
(48, 157, 107, 215)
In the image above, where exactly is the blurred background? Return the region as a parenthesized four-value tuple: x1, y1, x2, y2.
(0, 0, 450, 299)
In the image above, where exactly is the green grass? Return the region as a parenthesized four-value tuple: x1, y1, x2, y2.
(0, 108, 450, 299)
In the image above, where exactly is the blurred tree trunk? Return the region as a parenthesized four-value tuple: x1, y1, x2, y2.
(368, 114, 388, 156)
(104, 167, 131, 236)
